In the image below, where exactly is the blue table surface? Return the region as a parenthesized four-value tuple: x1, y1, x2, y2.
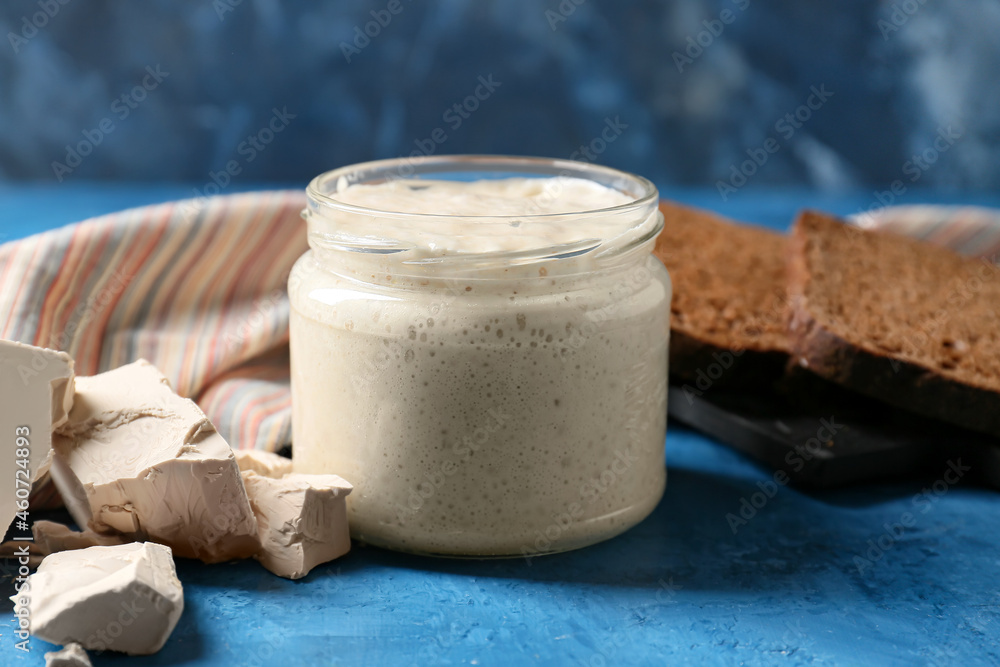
(1, 184, 999, 666)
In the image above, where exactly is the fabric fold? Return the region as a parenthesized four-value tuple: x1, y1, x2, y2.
(0, 190, 308, 453)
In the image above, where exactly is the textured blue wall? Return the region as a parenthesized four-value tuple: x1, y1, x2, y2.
(1, 0, 997, 189)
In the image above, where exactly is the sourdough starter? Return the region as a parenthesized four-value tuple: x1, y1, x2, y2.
(290, 176, 670, 556)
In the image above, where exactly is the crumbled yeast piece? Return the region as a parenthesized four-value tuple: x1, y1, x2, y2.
(11, 542, 184, 655)
(32, 520, 128, 553)
(233, 448, 293, 478)
(241, 471, 353, 579)
(0, 339, 75, 534)
(49, 359, 260, 563)
(44, 642, 92, 667)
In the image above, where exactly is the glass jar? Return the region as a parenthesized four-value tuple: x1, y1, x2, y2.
(289, 155, 670, 557)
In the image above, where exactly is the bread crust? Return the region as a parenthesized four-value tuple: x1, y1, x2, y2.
(656, 202, 791, 389)
(669, 328, 789, 388)
(787, 211, 1000, 437)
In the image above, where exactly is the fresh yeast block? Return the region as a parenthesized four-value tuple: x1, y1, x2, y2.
(50, 360, 259, 562)
(242, 471, 352, 579)
(12, 542, 183, 655)
(0, 340, 75, 534)
(233, 448, 293, 478)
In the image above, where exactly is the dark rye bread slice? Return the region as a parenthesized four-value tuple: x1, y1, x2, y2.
(788, 210, 1000, 437)
(654, 202, 791, 388)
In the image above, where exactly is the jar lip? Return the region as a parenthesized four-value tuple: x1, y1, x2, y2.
(305, 154, 659, 221)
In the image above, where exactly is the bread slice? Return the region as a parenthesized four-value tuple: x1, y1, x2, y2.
(788, 210, 1000, 437)
(654, 202, 791, 388)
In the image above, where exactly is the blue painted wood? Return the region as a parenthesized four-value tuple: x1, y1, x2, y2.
(1, 187, 999, 666)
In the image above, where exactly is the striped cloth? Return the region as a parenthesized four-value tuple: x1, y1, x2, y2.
(850, 204, 1000, 260)
(0, 190, 308, 453)
(3, 196, 998, 461)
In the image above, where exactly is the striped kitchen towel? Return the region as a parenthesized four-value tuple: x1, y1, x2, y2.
(3, 196, 998, 460)
(850, 204, 1000, 260)
(0, 190, 308, 453)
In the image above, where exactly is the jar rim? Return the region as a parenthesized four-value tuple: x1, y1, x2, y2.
(305, 154, 659, 221)
(303, 155, 662, 274)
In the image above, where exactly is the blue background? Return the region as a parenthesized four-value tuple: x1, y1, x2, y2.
(1, 0, 997, 191)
